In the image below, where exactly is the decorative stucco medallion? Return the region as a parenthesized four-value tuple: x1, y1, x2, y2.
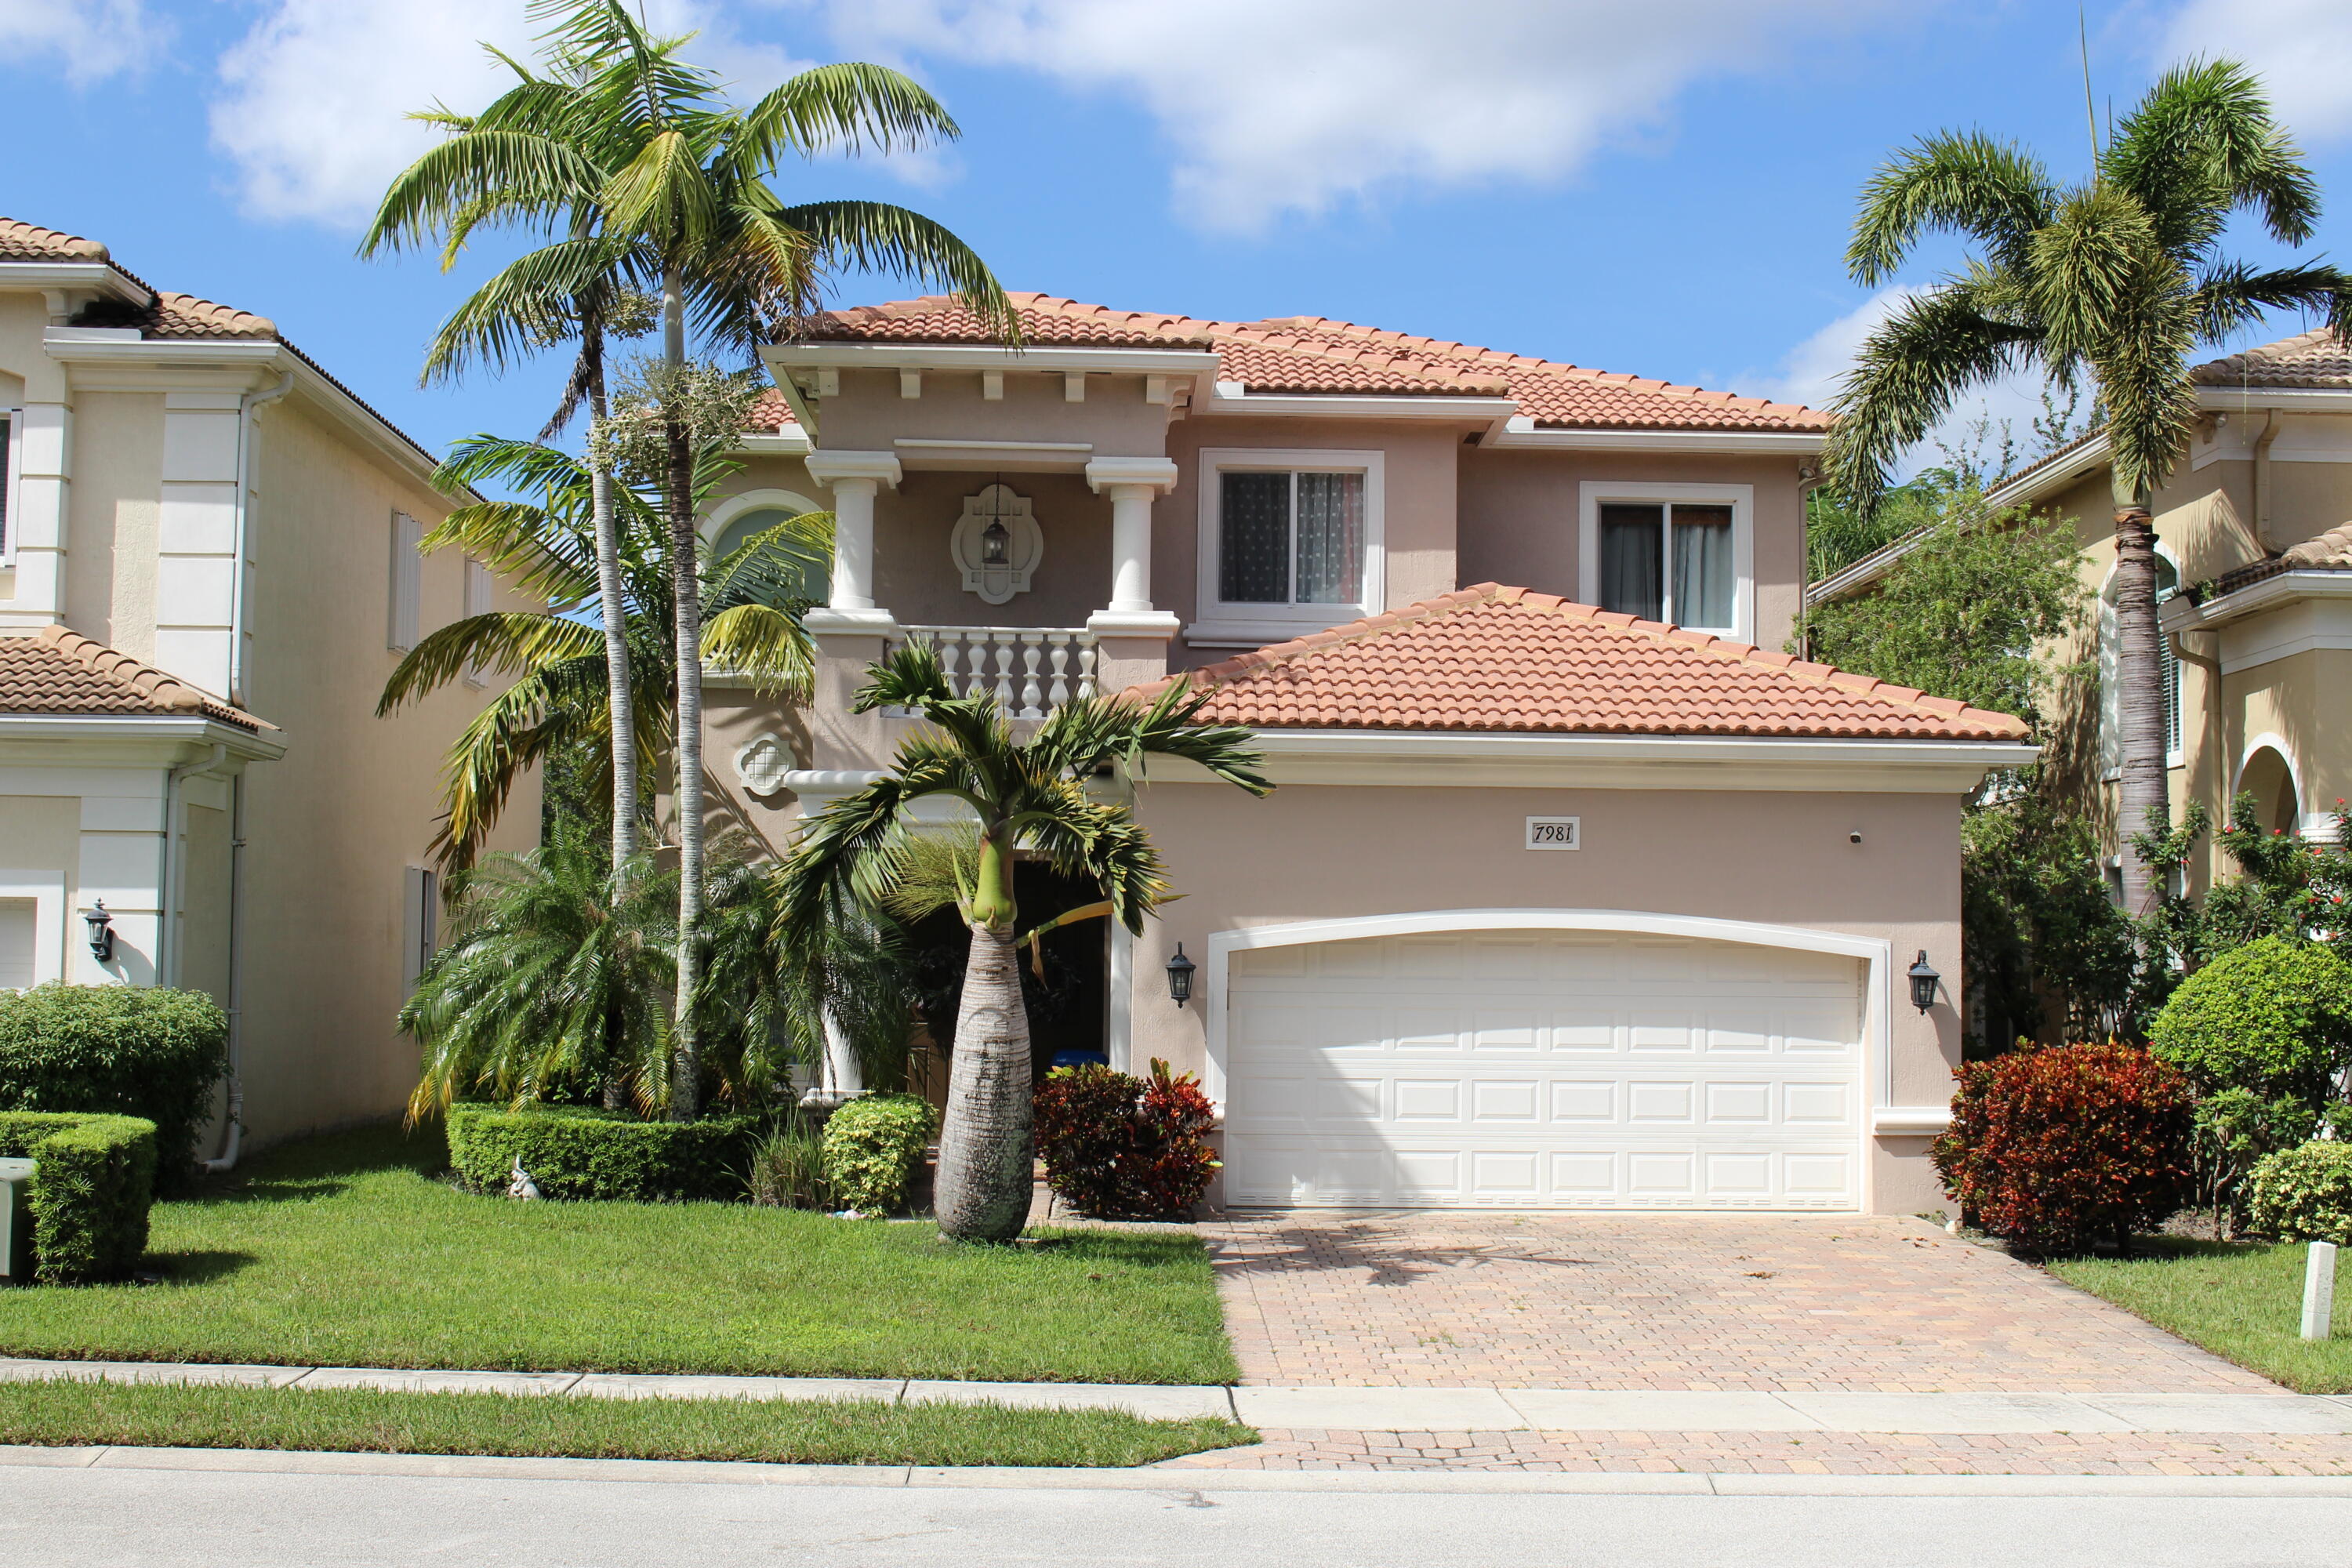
(949, 483, 1043, 605)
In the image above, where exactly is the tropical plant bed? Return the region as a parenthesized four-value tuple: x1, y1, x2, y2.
(2048, 1236, 2352, 1393)
(0, 1125, 1237, 1386)
(0, 1381, 1252, 1468)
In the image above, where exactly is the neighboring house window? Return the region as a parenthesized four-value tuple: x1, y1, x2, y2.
(2099, 552, 2183, 773)
(463, 556, 492, 687)
(1193, 449, 1385, 642)
(388, 511, 423, 652)
(1577, 482, 1754, 639)
(401, 866, 438, 994)
(0, 408, 18, 564)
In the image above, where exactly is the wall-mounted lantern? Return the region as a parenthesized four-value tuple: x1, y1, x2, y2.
(1907, 949, 1940, 1014)
(979, 516, 1011, 566)
(82, 901, 115, 963)
(1165, 943, 1196, 1008)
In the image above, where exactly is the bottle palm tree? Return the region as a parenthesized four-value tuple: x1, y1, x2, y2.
(777, 644, 1270, 1243)
(376, 434, 828, 873)
(540, 0, 1015, 1118)
(1824, 59, 2350, 915)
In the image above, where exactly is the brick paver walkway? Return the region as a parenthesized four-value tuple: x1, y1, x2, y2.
(1159, 1428, 2352, 1476)
(1207, 1210, 2273, 1392)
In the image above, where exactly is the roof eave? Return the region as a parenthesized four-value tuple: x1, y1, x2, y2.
(0, 259, 153, 308)
(1490, 419, 1828, 454)
(0, 713, 287, 761)
(2192, 385, 2352, 411)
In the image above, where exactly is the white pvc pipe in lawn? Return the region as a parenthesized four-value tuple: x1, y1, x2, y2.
(2304, 1241, 2339, 1341)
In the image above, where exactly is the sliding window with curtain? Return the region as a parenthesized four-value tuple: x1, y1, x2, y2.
(1218, 468, 1365, 608)
(1597, 499, 1736, 632)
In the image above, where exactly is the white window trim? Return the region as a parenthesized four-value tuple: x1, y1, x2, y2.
(1577, 481, 1755, 642)
(388, 510, 423, 653)
(1192, 448, 1385, 645)
(2098, 547, 2186, 776)
(0, 405, 21, 568)
(0, 869, 67, 991)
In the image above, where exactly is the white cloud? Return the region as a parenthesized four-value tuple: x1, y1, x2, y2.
(815, 0, 1904, 231)
(0, 0, 166, 83)
(2160, 0, 2352, 143)
(209, 1, 808, 227)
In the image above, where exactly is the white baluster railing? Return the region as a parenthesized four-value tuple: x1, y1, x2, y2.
(892, 626, 1098, 719)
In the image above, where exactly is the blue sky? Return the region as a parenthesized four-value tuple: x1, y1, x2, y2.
(6, 1, 2350, 471)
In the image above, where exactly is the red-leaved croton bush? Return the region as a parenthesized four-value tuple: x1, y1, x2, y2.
(1933, 1041, 2195, 1257)
(1033, 1058, 1220, 1220)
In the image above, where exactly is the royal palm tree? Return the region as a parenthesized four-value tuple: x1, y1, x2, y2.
(376, 434, 828, 873)
(514, 0, 1015, 1118)
(1824, 59, 2352, 915)
(778, 644, 1269, 1243)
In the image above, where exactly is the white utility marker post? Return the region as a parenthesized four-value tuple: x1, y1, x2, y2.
(2303, 1241, 2339, 1341)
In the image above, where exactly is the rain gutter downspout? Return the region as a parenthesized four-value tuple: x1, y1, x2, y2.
(2251, 408, 2282, 557)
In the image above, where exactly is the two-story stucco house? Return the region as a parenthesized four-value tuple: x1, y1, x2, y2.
(0, 219, 537, 1158)
(701, 296, 2034, 1216)
(1813, 328, 2352, 897)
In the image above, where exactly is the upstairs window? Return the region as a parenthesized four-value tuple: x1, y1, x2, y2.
(1579, 483, 1753, 640)
(1194, 450, 1385, 644)
(387, 511, 422, 652)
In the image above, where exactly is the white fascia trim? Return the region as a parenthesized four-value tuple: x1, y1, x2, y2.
(729, 430, 811, 456)
(895, 437, 1095, 472)
(765, 342, 1221, 407)
(2194, 386, 2352, 413)
(2180, 568, 2352, 628)
(0, 715, 286, 762)
(1204, 387, 1519, 434)
(1984, 432, 2113, 511)
(1491, 418, 1827, 456)
(1200, 908, 1896, 1136)
(1135, 728, 2037, 793)
(0, 262, 151, 307)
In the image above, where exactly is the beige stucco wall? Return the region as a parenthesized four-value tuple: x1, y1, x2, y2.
(1457, 447, 1811, 654)
(0, 795, 78, 889)
(60, 391, 165, 652)
(815, 366, 1174, 457)
(1123, 780, 1965, 1215)
(227, 394, 540, 1143)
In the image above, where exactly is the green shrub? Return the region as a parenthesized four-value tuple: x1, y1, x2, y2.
(0, 1111, 158, 1283)
(444, 1104, 760, 1202)
(2150, 937, 2352, 1105)
(821, 1094, 937, 1215)
(0, 984, 227, 1181)
(748, 1118, 834, 1210)
(1033, 1059, 1221, 1220)
(1934, 1041, 2196, 1256)
(2247, 1141, 2352, 1244)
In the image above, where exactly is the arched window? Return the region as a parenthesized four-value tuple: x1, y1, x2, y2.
(2237, 743, 2303, 835)
(2100, 551, 2183, 773)
(710, 504, 826, 605)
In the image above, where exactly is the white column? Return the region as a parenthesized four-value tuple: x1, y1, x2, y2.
(1083, 457, 1180, 626)
(0, 402, 71, 630)
(803, 451, 902, 633)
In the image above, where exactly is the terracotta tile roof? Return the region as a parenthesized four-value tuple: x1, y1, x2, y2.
(2205, 519, 2352, 597)
(786, 293, 1830, 432)
(0, 625, 271, 730)
(1123, 584, 2027, 741)
(0, 218, 109, 261)
(2192, 328, 2352, 390)
(745, 386, 800, 430)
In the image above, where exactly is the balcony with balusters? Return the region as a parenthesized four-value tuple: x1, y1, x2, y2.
(889, 624, 1099, 720)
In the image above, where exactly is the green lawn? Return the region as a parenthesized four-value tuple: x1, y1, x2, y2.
(2049, 1236, 2352, 1393)
(0, 1125, 1237, 1385)
(0, 1381, 1251, 1467)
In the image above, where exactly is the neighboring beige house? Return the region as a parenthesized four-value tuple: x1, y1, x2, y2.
(0, 219, 538, 1155)
(1813, 328, 2352, 896)
(702, 296, 2034, 1215)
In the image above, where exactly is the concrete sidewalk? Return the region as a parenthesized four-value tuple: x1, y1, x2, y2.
(7, 1358, 2352, 1436)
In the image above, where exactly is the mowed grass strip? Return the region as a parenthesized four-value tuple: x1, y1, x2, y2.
(0, 1126, 1237, 1385)
(2049, 1235, 2352, 1393)
(0, 1381, 1253, 1468)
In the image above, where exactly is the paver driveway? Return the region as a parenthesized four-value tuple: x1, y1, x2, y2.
(1204, 1210, 2272, 1393)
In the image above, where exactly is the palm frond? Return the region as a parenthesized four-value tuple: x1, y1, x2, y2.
(1846, 132, 2057, 287)
(764, 200, 1018, 342)
(731, 62, 961, 165)
(2104, 56, 2321, 252)
(378, 612, 603, 716)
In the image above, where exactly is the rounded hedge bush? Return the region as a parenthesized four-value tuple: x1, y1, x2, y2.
(445, 1103, 762, 1202)
(0, 983, 227, 1184)
(2247, 1141, 2352, 1244)
(821, 1094, 938, 1215)
(2150, 937, 2352, 1103)
(1933, 1041, 2195, 1256)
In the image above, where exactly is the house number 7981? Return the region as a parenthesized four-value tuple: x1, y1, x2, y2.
(1525, 815, 1581, 851)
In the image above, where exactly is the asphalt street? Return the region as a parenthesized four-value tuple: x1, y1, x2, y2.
(7, 1459, 2347, 1568)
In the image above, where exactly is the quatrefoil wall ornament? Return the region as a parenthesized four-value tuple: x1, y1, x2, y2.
(949, 484, 1043, 605)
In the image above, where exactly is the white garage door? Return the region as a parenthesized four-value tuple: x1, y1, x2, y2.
(1221, 929, 1864, 1210)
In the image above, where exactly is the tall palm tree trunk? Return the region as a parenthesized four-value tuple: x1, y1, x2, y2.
(583, 331, 639, 871)
(2112, 495, 2170, 916)
(934, 922, 1034, 1242)
(662, 271, 704, 1120)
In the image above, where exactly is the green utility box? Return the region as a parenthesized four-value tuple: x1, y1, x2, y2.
(0, 1157, 33, 1282)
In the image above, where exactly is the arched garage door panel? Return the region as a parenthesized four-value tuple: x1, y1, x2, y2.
(1222, 931, 1864, 1210)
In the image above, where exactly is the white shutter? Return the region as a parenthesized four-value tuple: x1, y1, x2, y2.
(0, 409, 19, 565)
(463, 556, 492, 687)
(0, 899, 35, 991)
(401, 866, 439, 993)
(388, 512, 422, 652)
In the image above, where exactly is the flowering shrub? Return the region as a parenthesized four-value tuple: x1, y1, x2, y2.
(1033, 1059, 1220, 1220)
(2247, 1142, 2352, 1245)
(1933, 1042, 2195, 1256)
